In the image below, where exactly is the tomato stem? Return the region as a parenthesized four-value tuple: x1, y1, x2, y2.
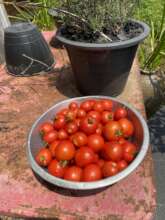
(60, 160, 68, 167)
(40, 155, 45, 162)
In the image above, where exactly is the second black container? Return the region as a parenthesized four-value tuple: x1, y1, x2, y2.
(4, 22, 54, 76)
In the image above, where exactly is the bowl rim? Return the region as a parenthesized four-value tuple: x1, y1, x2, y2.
(27, 96, 149, 190)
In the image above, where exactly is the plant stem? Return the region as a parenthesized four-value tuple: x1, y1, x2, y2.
(100, 31, 112, 42)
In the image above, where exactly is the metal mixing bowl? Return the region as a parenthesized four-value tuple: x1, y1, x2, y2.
(27, 96, 149, 190)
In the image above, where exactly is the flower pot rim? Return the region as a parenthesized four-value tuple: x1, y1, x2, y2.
(56, 19, 150, 50)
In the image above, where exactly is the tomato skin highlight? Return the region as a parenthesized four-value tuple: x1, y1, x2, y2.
(35, 148, 52, 167)
(118, 118, 134, 138)
(75, 147, 95, 167)
(114, 107, 127, 120)
(82, 164, 102, 181)
(102, 161, 119, 177)
(39, 122, 54, 134)
(48, 160, 66, 178)
(55, 140, 76, 161)
(57, 108, 68, 117)
(87, 110, 101, 122)
(69, 102, 78, 110)
(72, 132, 88, 147)
(58, 129, 68, 140)
(101, 99, 113, 111)
(122, 141, 137, 162)
(103, 121, 123, 141)
(80, 100, 93, 112)
(88, 134, 105, 152)
(80, 116, 98, 135)
(117, 160, 128, 171)
(54, 115, 66, 130)
(64, 166, 82, 181)
(103, 142, 123, 162)
(77, 108, 86, 118)
(49, 140, 60, 157)
(101, 111, 114, 124)
(43, 130, 58, 144)
(65, 122, 78, 134)
(93, 101, 104, 113)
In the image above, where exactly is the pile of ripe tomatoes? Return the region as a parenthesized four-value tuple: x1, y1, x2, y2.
(35, 99, 138, 182)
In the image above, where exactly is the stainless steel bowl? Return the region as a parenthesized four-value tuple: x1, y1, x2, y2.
(27, 96, 149, 190)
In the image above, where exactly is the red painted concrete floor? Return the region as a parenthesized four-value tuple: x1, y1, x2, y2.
(0, 32, 156, 220)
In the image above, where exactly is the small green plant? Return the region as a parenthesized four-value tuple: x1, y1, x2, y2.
(59, 0, 139, 32)
(137, 1, 165, 72)
(52, 0, 141, 42)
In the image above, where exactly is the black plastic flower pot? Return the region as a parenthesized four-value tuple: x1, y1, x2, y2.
(4, 22, 54, 76)
(56, 20, 150, 96)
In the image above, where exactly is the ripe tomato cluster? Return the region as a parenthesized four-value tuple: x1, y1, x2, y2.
(35, 99, 138, 182)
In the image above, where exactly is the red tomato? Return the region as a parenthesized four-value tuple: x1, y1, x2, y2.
(88, 134, 105, 152)
(55, 140, 76, 161)
(95, 123, 103, 135)
(101, 99, 113, 111)
(122, 141, 137, 162)
(58, 129, 68, 140)
(114, 107, 127, 120)
(49, 140, 60, 157)
(72, 132, 88, 147)
(77, 108, 86, 118)
(87, 110, 101, 122)
(75, 147, 95, 167)
(65, 122, 78, 134)
(80, 100, 93, 112)
(39, 122, 54, 134)
(82, 164, 102, 181)
(65, 110, 76, 122)
(64, 166, 82, 181)
(118, 137, 127, 145)
(80, 116, 98, 135)
(69, 102, 78, 110)
(101, 111, 114, 124)
(97, 159, 105, 168)
(57, 108, 68, 116)
(35, 148, 52, 167)
(54, 115, 66, 130)
(93, 153, 99, 163)
(43, 130, 58, 144)
(102, 161, 119, 177)
(75, 118, 81, 128)
(88, 99, 96, 108)
(118, 118, 134, 137)
(103, 121, 123, 141)
(103, 142, 123, 162)
(117, 160, 128, 171)
(93, 101, 104, 112)
(48, 159, 66, 178)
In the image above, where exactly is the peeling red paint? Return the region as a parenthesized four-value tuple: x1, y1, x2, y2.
(0, 32, 156, 219)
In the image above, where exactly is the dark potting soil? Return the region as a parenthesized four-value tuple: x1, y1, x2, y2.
(60, 21, 143, 43)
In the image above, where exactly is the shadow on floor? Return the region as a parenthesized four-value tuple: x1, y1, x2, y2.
(33, 172, 108, 197)
(47, 66, 82, 98)
(148, 105, 165, 220)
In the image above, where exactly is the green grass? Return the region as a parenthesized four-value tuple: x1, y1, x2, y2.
(136, 0, 165, 72)
(9, 0, 59, 30)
